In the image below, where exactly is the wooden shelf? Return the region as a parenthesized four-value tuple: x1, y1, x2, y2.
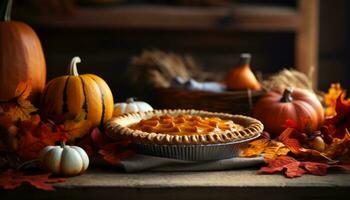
(16, 5, 300, 31)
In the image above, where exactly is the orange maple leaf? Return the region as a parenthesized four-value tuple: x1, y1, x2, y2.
(324, 83, 348, 117)
(278, 128, 321, 157)
(1, 80, 37, 121)
(240, 138, 290, 161)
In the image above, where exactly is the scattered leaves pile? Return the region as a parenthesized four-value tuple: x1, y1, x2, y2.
(0, 169, 65, 191)
(241, 85, 350, 177)
(0, 81, 133, 191)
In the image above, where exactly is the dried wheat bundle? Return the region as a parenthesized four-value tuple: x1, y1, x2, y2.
(262, 68, 324, 101)
(128, 50, 205, 89)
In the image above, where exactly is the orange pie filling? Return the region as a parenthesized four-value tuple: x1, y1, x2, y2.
(128, 114, 244, 136)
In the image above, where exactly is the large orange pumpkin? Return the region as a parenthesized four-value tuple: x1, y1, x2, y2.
(41, 57, 114, 139)
(0, 0, 46, 103)
(253, 88, 324, 136)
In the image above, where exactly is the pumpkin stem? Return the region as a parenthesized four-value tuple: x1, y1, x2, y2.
(69, 56, 81, 76)
(239, 53, 251, 66)
(60, 141, 66, 148)
(280, 87, 294, 103)
(0, 0, 12, 21)
(126, 98, 135, 103)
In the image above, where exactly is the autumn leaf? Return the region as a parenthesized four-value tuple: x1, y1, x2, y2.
(325, 93, 350, 139)
(324, 83, 348, 117)
(240, 139, 290, 161)
(76, 128, 112, 157)
(4, 81, 38, 121)
(99, 141, 135, 166)
(240, 139, 269, 157)
(0, 169, 65, 191)
(15, 115, 68, 161)
(259, 155, 350, 178)
(259, 156, 306, 178)
(321, 129, 350, 160)
(0, 114, 17, 151)
(278, 128, 321, 156)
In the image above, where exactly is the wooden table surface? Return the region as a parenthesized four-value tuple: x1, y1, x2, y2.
(1, 167, 350, 200)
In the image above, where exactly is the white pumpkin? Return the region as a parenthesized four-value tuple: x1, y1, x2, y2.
(113, 98, 153, 116)
(38, 142, 89, 176)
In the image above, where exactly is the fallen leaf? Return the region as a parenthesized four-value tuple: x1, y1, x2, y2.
(263, 140, 291, 161)
(325, 93, 350, 139)
(259, 156, 306, 178)
(99, 141, 135, 165)
(278, 128, 320, 156)
(240, 139, 269, 157)
(4, 81, 38, 121)
(321, 129, 350, 159)
(324, 83, 348, 117)
(76, 128, 113, 157)
(0, 169, 65, 191)
(15, 115, 68, 161)
(240, 139, 290, 161)
(259, 155, 350, 178)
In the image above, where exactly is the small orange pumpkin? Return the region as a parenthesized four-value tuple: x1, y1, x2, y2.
(40, 57, 114, 140)
(225, 53, 261, 91)
(253, 87, 324, 136)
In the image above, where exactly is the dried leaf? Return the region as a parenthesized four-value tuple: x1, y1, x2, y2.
(240, 139, 269, 157)
(263, 140, 291, 161)
(259, 156, 306, 178)
(279, 128, 320, 156)
(260, 155, 350, 178)
(325, 93, 350, 139)
(99, 141, 134, 165)
(15, 115, 68, 161)
(76, 128, 112, 157)
(4, 81, 37, 121)
(324, 83, 348, 117)
(0, 169, 65, 191)
(240, 139, 290, 161)
(321, 130, 350, 159)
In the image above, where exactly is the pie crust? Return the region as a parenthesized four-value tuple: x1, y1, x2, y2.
(105, 109, 264, 145)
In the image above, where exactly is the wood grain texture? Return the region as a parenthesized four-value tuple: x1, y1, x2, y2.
(1, 168, 350, 200)
(295, 0, 319, 88)
(14, 5, 299, 31)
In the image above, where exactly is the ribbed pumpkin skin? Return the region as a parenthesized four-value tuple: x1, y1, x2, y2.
(0, 21, 46, 103)
(253, 88, 324, 136)
(41, 73, 114, 133)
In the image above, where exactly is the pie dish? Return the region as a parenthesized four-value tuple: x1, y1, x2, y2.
(105, 109, 263, 145)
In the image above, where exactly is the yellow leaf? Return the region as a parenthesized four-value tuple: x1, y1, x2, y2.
(240, 139, 290, 161)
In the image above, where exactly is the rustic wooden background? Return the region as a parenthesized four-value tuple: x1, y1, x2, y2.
(11, 0, 350, 101)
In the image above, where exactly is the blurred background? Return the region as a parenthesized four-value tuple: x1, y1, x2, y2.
(11, 0, 350, 100)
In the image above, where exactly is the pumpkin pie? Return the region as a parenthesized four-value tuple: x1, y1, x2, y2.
(105, 109, 263, 145)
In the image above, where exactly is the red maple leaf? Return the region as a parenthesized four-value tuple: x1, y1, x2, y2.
(325, 93, 350, 138)
(15, 115, 68, 161)
(259, 155, 350, 178)
(76, 128, 113, 157)
(99, 141, 135, 165)
(0, 169, 65, 191)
